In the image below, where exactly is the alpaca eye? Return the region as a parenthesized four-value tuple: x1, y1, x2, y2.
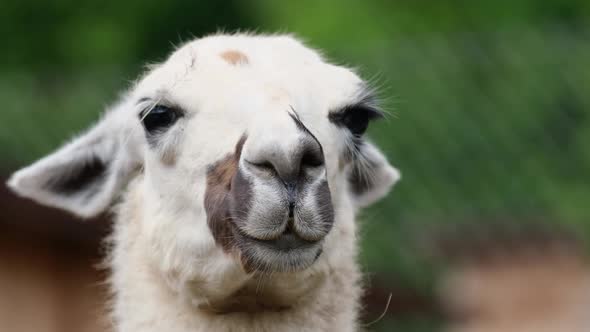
(140, 105, 179, 133)
(329, 105, 382, 137)
(341, 108, 370, 137)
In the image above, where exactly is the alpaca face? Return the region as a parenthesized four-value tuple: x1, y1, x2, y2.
(8, 35, 399, 276)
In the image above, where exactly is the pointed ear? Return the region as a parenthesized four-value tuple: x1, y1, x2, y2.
(348, 141, 400, 208)
(6, 102, 143, 218)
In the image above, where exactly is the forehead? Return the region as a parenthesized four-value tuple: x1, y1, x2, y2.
(133, 35, 366, 117)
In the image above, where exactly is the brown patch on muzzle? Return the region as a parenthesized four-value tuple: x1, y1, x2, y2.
(204, 135, 249, 252)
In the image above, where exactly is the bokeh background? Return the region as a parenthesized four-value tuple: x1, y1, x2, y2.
(1, 1, 590, 331)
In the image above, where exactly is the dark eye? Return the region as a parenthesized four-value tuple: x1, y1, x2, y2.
(329, 105, 382, 137)
(342, 108, 370, 136)
(140, 105, 180, 133)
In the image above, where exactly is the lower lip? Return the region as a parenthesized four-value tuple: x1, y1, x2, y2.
(235, 230, 324, 272)
(243, 242, 322, 273)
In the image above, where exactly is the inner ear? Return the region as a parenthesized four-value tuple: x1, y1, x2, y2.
(46, 156, 108, 196)
(345, 141, 400, 208)
(348, 151, 378, 196)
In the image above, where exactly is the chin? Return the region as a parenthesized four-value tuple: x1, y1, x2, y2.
(236, 232, 324, 273)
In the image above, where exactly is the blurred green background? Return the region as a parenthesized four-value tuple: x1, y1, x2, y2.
(2, 1, 589, 331)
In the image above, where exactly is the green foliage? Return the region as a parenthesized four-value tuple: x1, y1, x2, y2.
(0, 1, 252, 72)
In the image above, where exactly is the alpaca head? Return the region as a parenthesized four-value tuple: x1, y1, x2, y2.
(8, 35, 399, 276)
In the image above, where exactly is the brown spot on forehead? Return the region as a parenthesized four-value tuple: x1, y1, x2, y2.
(220, 50, 249, 65)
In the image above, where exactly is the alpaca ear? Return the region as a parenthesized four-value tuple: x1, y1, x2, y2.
(349, 142, 400, 208)
(6, 102, 143, 218)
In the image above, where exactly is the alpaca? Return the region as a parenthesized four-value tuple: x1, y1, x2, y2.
(7, 34, 400, 332)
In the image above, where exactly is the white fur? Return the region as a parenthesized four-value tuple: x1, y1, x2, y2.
(7, 33, 399, 332)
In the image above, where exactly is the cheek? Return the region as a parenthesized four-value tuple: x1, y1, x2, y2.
(139, 175, 217, 273)
(142, 151, 215, 245)
(144, 154, 206, 212)
(313, 126, 347, 181)
(319, 147, 348, 201)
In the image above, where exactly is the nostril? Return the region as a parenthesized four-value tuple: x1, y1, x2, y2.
(251, 161, 274, 170)
(246, 160, 277, 174)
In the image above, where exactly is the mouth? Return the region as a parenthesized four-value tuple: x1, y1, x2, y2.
(235, 230, 324, 273)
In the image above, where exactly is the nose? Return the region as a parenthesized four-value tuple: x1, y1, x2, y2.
(234, 113, 333, 244)
(247, 137, 324, 183)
